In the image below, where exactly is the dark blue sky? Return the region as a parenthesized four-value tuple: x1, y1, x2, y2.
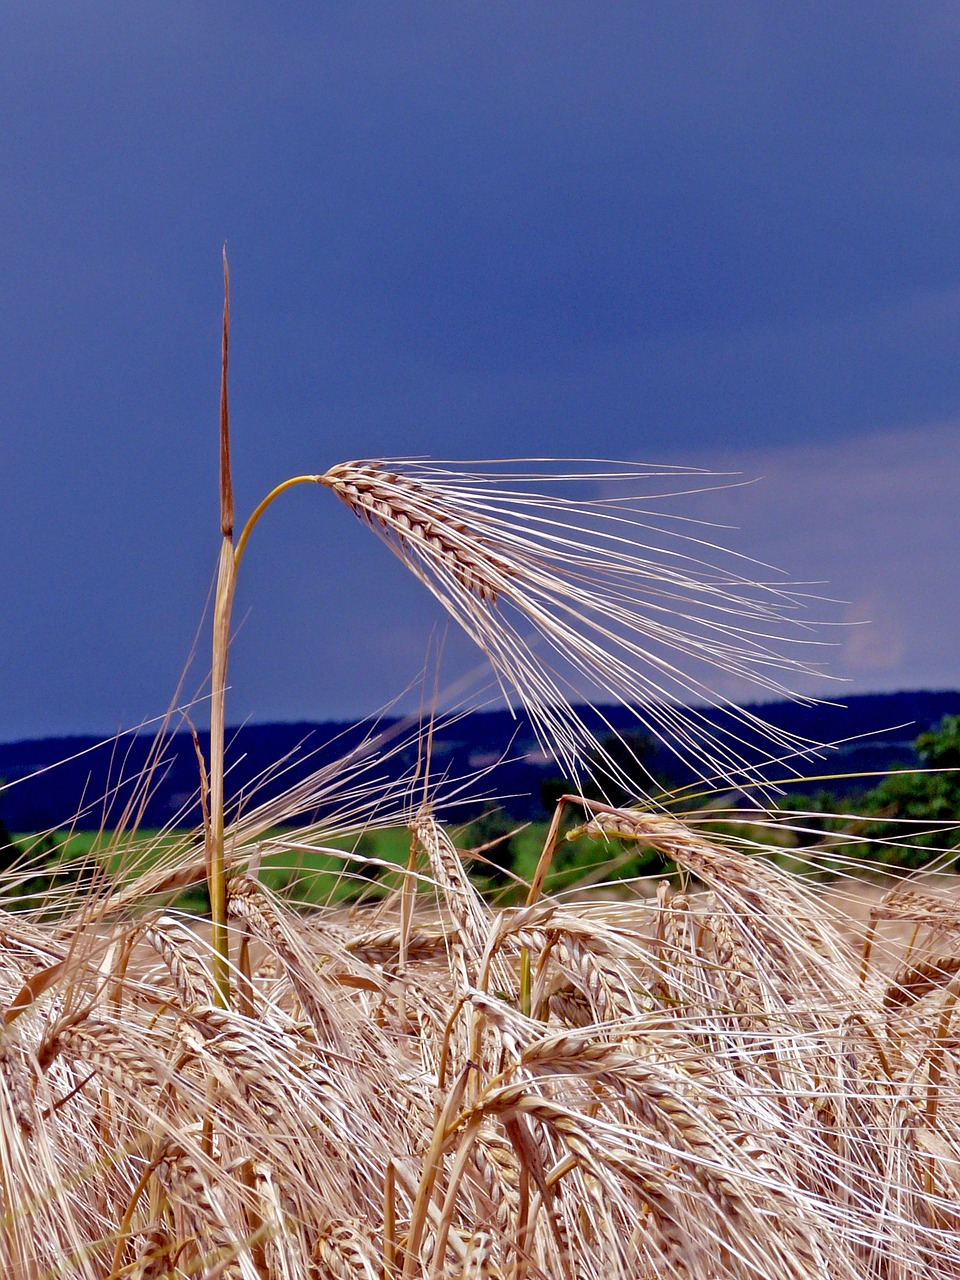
(2, 4, 959, 740)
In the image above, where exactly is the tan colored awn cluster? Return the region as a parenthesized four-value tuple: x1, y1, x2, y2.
(317, 457, 830, 788)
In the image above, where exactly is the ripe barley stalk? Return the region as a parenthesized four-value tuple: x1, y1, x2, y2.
(208, 248, 236, 1008)
(207, 370, 834, 1004)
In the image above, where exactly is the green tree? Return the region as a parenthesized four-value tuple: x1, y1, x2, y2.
(585, 731, 664, 807)
(540, 731, 670, 815)
(463, 804, 520, 887)
(538, 732, 675, 883)
(769, 718, 960, 871)
(0, 809, 19, 873)
(916, 715, 960, 770)
(821, 717, 960, 869)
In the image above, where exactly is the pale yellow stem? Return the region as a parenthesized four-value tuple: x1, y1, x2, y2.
(208, 535, 237, 1007)
(207, 473, 320, 1008)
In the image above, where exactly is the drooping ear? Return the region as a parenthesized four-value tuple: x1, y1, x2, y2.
(319, 459, 833, 800)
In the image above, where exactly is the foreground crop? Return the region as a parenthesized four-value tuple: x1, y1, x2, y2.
(3, 806, 960, 1279)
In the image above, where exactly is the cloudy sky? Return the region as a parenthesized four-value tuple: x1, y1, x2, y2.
(2, 4, 959, 742)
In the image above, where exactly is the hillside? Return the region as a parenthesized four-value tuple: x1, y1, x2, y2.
(1, 689, 958, 832)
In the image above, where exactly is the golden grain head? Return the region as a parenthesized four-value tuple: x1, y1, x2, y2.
(319, 458, 837, 800)
(321, 461, 513, 605)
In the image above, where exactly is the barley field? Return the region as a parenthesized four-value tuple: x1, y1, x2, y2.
(2, 277, 958, 1278)
(4, 780, 960, 1279)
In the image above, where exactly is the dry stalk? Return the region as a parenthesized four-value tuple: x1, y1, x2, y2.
(208, 249, 235, 1010)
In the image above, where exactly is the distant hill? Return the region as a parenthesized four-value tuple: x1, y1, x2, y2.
(1, 690, 958, 832)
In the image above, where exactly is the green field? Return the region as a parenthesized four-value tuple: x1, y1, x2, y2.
(7, 817, 668, 916)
